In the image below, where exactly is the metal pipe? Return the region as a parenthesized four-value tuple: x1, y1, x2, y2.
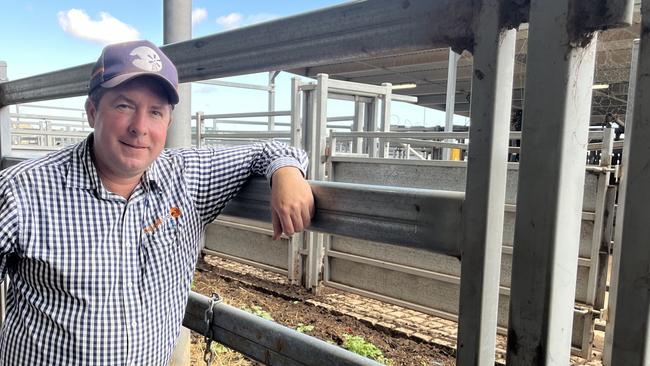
(195, 79, 272, 91)
(195, 112, 203, 148)
(163, 0, 192, 149)
(0, 61, 10, 163)
(443, 49, 460, 160)
(201, 111, 291, 119)
(183, 291, 382, 366)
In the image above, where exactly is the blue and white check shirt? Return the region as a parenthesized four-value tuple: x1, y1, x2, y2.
(0, 135, 307, 365)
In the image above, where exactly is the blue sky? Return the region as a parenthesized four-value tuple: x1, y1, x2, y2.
(0, 1, 463, 128)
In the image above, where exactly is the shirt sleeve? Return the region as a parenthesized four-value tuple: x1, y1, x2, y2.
(179, 140, 308, 225)
(0, 179, 19, 279)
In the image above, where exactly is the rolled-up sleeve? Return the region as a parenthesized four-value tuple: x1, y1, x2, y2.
(179, 141, 308, 225)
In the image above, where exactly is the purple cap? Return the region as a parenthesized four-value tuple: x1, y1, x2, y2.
(89, 40, 179, 104)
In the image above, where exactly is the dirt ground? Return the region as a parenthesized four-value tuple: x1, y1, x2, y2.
(188, 255, 456, 366)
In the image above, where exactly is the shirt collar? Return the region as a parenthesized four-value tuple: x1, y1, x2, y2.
(66, 134, 162, 194)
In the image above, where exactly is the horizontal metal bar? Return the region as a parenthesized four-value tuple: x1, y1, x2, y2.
(194, 79, 272, 91)
(587, 140, 625, 150)
(391, 94, 418, 103)
(223, 177, 464, 256)
(11, 113, 87, 123)
(326, 92, 374, 103)
(323, 280, 461, 322)
(327, 116, 355, 122)
(194, 119, 291, 127)
(329, 156, 472, 168)
(15, 104, 84, 112)
(327, 79, 390, 96)
(331, 131, 471, 139)
(12, 130, 89, 137)
(1, 0, 476, 106)
(203, 132, 290, 139)
(391, 138, 468, 150)
(504, 203, 596, 221)
(501, 245, 592, 268)
(202, 248, 288, 277)
(202, 111, 291, 119)
(214, 216, 276, 236)
(327, 249, 513, 295)
(183, 291, 382, 366)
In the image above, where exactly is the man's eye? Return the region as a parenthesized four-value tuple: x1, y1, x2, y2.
(152, 110, 164, 117)
(117, 104, 131, 110)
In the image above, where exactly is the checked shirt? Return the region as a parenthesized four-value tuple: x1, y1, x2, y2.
(0, 136, 307, 365)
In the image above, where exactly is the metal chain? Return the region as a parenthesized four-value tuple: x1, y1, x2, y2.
(203, 293, 223, 366)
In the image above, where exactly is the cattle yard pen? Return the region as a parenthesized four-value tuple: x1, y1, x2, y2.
(1, 0, 649, 365)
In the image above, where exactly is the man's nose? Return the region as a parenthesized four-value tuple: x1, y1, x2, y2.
(129, 110, 148, 135)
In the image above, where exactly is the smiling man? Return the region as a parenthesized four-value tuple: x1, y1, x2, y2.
(0, 40, 314, 365)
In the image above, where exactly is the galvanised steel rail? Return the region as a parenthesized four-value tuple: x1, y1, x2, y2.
(222, 177, 464, 257)
(184, 292, 382, 366)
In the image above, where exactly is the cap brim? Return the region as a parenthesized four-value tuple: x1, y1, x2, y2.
(101, 72, 179, 105)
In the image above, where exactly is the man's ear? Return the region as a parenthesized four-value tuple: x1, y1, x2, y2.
(85, 98, 96, 128)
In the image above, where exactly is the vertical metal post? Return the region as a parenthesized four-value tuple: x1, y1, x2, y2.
(303, 75, 329, 290)
(314, 74, 328, 180)
(456, 1, 516, 364)
(444, 49, 461, 160)
(609, 6, 650, 360)
(288, 77, 304, 286)
(0, 61, 11, 159)
(163, 2, 192, 364)
(353, 98, 364, 154)
(604, 38, 640, 366)
(268, 71, 278, 131)
(195, 111, 203, 148)
(367, 98, 379, 158)
(506, 0, 598, 364)
(586, 128, 614, 306)
(164, 0, 192, 149)
(290, 77, 303, 149)
(379, 83, 392, 158)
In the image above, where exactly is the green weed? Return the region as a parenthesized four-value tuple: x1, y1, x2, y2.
(295, 323, 315, 333)
(342, 333, 392, 365)
(241, 305, 274, 321)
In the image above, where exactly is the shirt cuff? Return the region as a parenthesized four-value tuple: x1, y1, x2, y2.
(265, 157, 307, 181)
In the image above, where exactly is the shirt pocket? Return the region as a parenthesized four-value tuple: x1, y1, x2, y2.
(141, 222, 181, 294)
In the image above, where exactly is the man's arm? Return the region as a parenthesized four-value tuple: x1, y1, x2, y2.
(270, 167, 314, 240)
(178, 141, 311, 227)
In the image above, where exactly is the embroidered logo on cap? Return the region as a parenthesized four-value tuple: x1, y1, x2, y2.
(130, 46, 163, 72)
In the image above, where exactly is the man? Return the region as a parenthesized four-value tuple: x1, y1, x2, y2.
(0, 40, 314, 365)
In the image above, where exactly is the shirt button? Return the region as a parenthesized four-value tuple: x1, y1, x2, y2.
(132, 321, 137, 328)
(128, 281, 133, 289)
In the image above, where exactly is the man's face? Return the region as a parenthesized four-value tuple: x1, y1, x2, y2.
(85, 77, 172, 181)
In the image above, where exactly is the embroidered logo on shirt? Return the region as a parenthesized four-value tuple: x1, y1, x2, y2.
(143, 207, 182, 234)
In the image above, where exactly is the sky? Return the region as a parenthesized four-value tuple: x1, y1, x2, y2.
(0, 1, 466, 130)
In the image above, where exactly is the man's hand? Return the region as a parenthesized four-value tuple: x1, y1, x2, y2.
(270, 167, 314, 240)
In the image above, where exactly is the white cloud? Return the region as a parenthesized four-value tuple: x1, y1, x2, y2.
(192, 8, 208, 25)
(216, 12, 243, 30)
(216, 12, 279, 30)
(246, 13, 279, 25)
(57, 9, 139, 45)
